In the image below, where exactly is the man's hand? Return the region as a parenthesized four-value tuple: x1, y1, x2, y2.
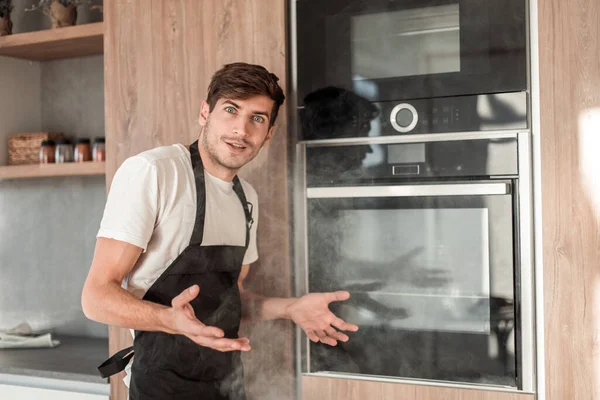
(285, 291, 359, 346)
(168, 285, 251, 352)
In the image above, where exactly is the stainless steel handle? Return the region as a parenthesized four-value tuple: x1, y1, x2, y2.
(306, 183, 510, 198)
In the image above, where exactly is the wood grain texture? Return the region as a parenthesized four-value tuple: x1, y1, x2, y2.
(538, 0, 600, 399)
(302, 376, 535, 400)
(0, 161, 104, 180)
(0, 22, 103, 61)
(104, 1, 291, 399)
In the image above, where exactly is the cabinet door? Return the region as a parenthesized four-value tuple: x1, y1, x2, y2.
(0, 384, 109, 400)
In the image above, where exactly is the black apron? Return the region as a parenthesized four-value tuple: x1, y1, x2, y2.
(98, 140, 253, 400)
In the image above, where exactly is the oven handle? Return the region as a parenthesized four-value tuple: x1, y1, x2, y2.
(306, 182, 511, 198)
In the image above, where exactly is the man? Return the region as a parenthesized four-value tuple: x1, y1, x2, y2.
(81, 62, 358, 400)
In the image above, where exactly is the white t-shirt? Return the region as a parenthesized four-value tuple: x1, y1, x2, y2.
(97, 143, 259, 299)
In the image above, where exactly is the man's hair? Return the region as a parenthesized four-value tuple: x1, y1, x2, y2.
(206, 62, 286, 128)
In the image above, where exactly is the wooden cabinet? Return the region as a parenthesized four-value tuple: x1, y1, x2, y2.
(104, 1, 290, 399)
(537, 0, 600, 399)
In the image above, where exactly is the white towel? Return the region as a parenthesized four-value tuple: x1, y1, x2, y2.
(0, 323, 60, 349)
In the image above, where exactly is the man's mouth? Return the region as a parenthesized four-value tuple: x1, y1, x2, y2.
(224, 140, 247, 153)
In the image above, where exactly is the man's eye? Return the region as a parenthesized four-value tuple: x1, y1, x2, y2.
(225, 107, 235, 113)
(253, 115, 264, 123)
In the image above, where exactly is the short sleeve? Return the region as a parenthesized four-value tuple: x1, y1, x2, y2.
(97, 156, 159, 252)
(242, 185, 259, 265)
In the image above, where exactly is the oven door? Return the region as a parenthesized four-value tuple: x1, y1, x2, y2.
(296, 0, 527, 102)
(302, 181, 522, 389)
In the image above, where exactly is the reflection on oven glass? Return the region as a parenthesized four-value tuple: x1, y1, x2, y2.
(308, 203, 516, 387)
(300, 86, 380, 178)
(319, 209, 492, 333)
(351, 4, 461, 80)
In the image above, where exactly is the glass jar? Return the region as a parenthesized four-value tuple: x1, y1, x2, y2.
(55, 139, 74, 163)
(92, 137, 106, 162)
(74, 138, 92, 162)
(39, 140, 56, 164)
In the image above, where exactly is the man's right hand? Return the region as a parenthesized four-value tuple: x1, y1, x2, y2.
(167, 285, 251, 352)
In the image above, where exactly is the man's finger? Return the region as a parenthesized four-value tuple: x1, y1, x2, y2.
(326, 291, 350, 303)
(198, 325, 225, 338)
(331, 316, 359, 332)
(172, 285, 200, 308)
(199, 337, 251, 352)
(305, 329, 319, 343)
(318, 331, 337, 347)
(180, 318, 224, 338)
(325, 326, 349, 343)
(316, 329, 336, 346)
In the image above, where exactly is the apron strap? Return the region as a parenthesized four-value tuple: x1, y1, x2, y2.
(189, 140, 207, 246)
(232, 176, 254, 248)
(97, 346, 134, 378)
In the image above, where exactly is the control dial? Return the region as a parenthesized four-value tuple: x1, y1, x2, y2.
(390, 103, 418, 133)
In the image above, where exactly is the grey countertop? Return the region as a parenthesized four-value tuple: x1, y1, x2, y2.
(0, 335, 109, 385)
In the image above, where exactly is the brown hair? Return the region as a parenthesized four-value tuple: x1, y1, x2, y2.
(206, 62, 286, 128)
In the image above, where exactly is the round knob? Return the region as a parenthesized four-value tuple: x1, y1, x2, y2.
(390, 103, 418, 133)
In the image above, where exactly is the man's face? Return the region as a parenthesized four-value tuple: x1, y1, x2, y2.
(199, 95, 275, 171)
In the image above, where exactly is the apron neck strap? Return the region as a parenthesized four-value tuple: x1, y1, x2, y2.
(188, 140, 253, 248)
(232, 177, 254, 248)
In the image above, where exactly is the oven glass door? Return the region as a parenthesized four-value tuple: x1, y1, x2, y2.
(296, 0, 527, 102)
(305, 181, 520, 388)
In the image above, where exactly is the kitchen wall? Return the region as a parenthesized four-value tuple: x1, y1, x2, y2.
(0, 4, 107, 339)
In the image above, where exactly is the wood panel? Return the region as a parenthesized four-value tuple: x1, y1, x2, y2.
(0, 22, 103, 61)
(538, 0, 600, 399)
(104, 1, 291, 400)
(302, 376, 535, 400)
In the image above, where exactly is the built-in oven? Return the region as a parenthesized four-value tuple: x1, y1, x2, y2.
(294, 131, 535, 392)
(295, 0, 527, 103)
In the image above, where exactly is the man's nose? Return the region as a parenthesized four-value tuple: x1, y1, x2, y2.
(233, 119, 250, 137)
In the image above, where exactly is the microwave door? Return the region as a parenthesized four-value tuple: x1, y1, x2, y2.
(296, 0, 527, 102)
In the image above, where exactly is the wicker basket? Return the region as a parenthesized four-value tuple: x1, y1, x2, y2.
(8, 132, 65, 165)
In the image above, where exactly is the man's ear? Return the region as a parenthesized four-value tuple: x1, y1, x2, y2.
(262, 125, 277, 148)
(199, 100, 210, 126)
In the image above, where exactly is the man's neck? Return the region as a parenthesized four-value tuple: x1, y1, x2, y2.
(193, 143, 238, 182)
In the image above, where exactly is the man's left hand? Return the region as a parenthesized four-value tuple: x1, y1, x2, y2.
(285, 291, 359, 346)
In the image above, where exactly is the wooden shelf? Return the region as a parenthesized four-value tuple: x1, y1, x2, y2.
(0, 162, 105, 180)
(0, 22, 103, 61)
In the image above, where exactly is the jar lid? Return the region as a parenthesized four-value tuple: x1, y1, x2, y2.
(93, 137, 105, 143)
(41, 140, 55, 146)
(76, 138, 91, 144)
(55, 138, 71, 145)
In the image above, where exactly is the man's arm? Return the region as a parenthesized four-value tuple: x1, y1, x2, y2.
(238, 264, 358, 346)
(238, 264, 295, 322)
(82, 238, 251, 352)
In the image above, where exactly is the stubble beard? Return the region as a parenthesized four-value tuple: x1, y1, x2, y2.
(200, 119, 259, 171)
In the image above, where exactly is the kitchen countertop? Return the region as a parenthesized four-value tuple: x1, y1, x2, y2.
(0, 335, 109, 385)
